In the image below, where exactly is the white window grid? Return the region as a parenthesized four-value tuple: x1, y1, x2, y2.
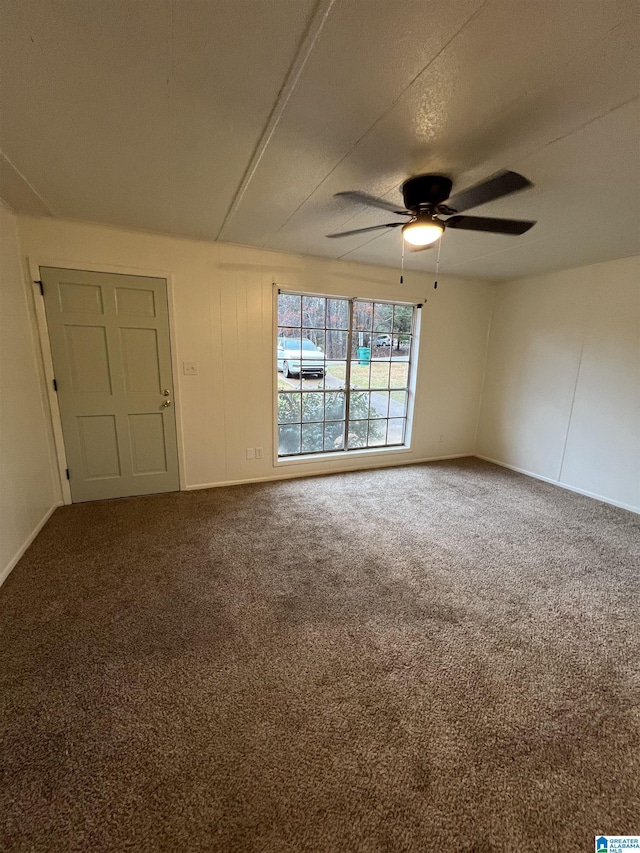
(276, 292, 418, 457)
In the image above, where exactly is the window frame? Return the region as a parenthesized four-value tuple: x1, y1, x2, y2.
(272, 287, 421, 465)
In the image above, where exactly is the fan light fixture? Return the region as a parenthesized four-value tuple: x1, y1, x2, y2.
(327, 172, 536, 250)
(402, 216, 444, 247)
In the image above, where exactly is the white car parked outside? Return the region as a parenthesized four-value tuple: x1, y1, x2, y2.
(277, 338, 325, 377)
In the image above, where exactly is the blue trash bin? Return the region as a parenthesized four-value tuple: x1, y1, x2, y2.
(357, 347, 371, 365)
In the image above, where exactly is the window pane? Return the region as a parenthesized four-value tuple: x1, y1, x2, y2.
(278, 392, 301, 424)
(391, 336, 411, 355)
(387, 418, 406, 445)
(324, 421, 345, 451)
(349, 391, 370, 421)
(368, 420, 387, 446)
(349, 361, 370, 389)
(373, 303, 393, 333)
(372, 332, 393, 352)
(347, 421, 368, 449)
(301, 422, 324, 453)
(323, 361, 346, 389)
(325, 329, 347, 360)
(325, 391, 346, 421)
(369, 391, 389, 419)
(304, 330, 325, 353)
(353, 301, 373, 331)
(302, 296, 326, 328)
(278, 294, 301, 327)
(390, 361, 409, 387)
(392, 305, 413, 335)
(327, 299, 349, 330)
(301, 392, 324, 423)
(390, 390, 407, 416)
(278, 424, 300, 455)
(370, 362, 391, 389)
(351, 334, 371, 359)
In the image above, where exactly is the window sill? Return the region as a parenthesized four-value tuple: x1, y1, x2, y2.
(274, 444, 413, 467)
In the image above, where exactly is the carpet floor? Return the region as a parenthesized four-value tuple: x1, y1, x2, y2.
(1, 458, 638, 852)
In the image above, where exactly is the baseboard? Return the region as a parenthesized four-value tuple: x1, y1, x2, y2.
(0, 502, 62, 588)
(475, 455, 639, 515)
(185, 453, 473, 491)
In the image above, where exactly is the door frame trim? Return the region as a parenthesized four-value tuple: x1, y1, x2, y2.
(28, 256, 186, 504)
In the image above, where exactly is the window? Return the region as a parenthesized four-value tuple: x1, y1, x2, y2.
(276, 292, 418, 458)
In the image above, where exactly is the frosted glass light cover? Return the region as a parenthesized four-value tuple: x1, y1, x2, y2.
(402, 221, 443, 246)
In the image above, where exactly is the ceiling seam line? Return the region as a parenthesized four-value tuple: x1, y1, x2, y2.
(522, 94, 639, 158)
(337, 228, 403, 260)
(264, 0, 490, 246)
(216, 0, 336, 241)
(0, 149, 57, 216)
(446, 231, 567, 269)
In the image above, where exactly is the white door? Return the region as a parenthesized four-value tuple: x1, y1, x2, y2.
(41, 267, 180, 502)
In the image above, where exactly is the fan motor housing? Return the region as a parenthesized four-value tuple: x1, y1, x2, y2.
(402, 174, 452, 211)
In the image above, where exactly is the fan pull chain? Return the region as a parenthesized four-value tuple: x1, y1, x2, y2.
(434, 234, 443, 289)
(400, 238, 405, 285)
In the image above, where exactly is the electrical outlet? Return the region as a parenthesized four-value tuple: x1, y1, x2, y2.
(255, 447, 263, 459)
(246, 447, 255, 460)
(183, 361, 198, 375)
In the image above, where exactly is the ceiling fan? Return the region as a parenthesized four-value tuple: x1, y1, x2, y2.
(327, 170, 536, 249)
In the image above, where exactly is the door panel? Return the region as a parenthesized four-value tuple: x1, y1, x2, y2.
(41, 267, 179, 502)
(78, 415, 121, 479)
(65, 325, 112, 394)
(129, 413, 167, 474)
(120, 328, 161, 393)
(59, 281, 104, 314)
(115, 286, 156, 317)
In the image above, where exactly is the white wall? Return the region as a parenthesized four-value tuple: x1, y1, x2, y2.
(17, 216, 494, 494)
(0, 204, 60, 583)
(477, 256, 640, 512)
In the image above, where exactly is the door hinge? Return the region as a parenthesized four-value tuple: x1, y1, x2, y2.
(66, 468, 70, 480)
(52, 378, 58, 392)
(35, 280, 44, 295)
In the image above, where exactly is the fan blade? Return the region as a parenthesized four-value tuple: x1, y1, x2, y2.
(447, 170, 532, 213)
(445, 215, 535, 235)
(326, 222, 404, 238)
(335, 191, 410, 216)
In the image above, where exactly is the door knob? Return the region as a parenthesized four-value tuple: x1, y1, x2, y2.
(162, 399, 172, 407)
(162, 389, 170, 396)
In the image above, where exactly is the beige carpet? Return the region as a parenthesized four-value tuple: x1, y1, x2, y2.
(1, 458, 638, 852)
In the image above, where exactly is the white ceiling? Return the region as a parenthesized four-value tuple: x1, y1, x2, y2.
(1, 0, 638, 279)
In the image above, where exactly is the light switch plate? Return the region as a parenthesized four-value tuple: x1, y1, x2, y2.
(183, 361, 198, 375)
